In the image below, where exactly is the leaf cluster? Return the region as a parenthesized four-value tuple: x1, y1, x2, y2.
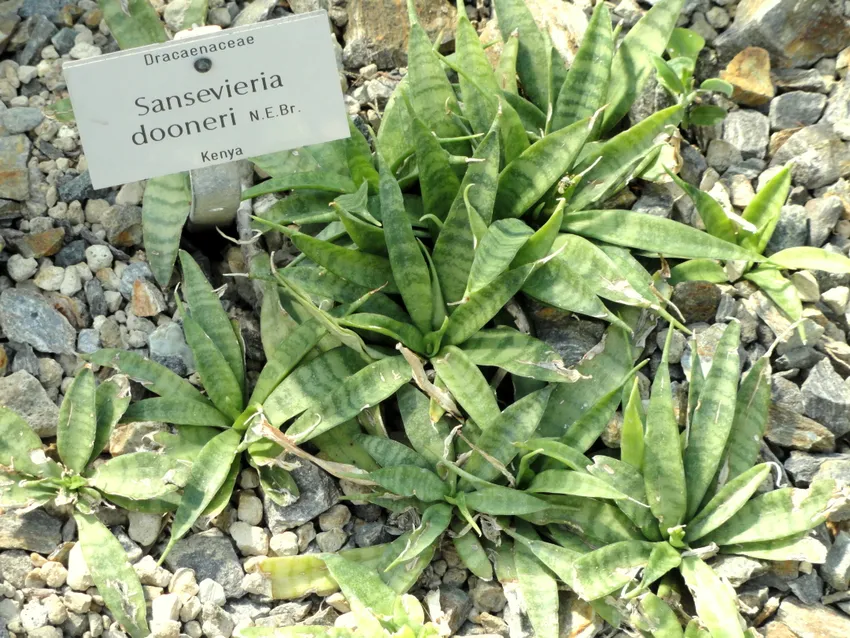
(0, 369, 182, 638)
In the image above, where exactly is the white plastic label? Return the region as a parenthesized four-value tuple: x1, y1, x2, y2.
(64, 11, 349, 189)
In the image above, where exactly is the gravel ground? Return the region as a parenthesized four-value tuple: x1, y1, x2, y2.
(2, 0, 850, 637)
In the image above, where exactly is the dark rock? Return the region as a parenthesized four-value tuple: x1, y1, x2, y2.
(264, 460, 340, 533)
(633, 184, 674, 218)
(0, 509, 61, 554)
(84, 278, 107, 317)
(16, 14, 56, 66)
(679, 141, 707, 185)
(353, 522, 391, 548)
(0, 289, 76, 354)
(774, 346, 825, 371)
(50, 26, 75, 54)
(439, 587, 472, 634)
(54, 240, 86, 267)
(801, 359, 850, 436)
(163, 529, 245, 599)
(528, 300, 606, 367)
(671, 281, 721, 323)
(788, 570, 823, 605)
(57, 171, 109, 203)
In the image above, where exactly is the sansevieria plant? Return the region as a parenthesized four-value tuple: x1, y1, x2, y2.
(0, 370, 187, 637)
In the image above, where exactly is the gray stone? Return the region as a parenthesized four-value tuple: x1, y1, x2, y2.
(18, 0, 75, 22)
(769, 91, 827, 130)
(118, 261, 154, 299)
(821, 531, 850, 591)
(776, 597, 850, 638)
(0, 509, 61, 554)
(0, 549, 31, 588)
(0, 135, 30, 201)
(264, 459, 340, 533)
(0, 289, 75, 354)
(16, 15, 56, 66)
(812, 459, 850, 521)
(722, 109, 770, 159)
(766, 405, 835, 452)
(801, 359, 850, 436)
(77, 329, 100, 354)
(253, 601, 311, 628)
(714, 0, 850, 69)
(314, 529, 346, 553)
(0, 370, 59, 437)
(784, 451, 844, 485)
(772, 375, 804, 412)
(770, 124, 849, 190)
(163, 529, 244, 599)
(102, 205, 143, 247)
(148, 322, 194, 376)
(775, 346, 825, 371)
(0, 107, 43, 134)
(710, 555, 768, 587)
(824, 71, 850, 133)
(440, 587, 472, 634)
(772, 69, 831, 93)
(789, 570, 823, 604)
(706, 139, 743, 173)
(806, 196, 844, 246)
(200, 603, 234, 638)
(765, 205, 807, 254)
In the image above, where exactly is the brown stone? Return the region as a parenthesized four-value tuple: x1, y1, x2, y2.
(342, 0, 457, 71)
(720, 47, 775, 106)
(131, 279, 167, 317)
(670, 281, 722, 323)
(764, 622, 800, 638)
(15, 227, 65, 259)
(0, 134, 30, 201)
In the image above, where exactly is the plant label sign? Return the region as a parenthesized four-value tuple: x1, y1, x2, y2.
(64, 11, 349, 189)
